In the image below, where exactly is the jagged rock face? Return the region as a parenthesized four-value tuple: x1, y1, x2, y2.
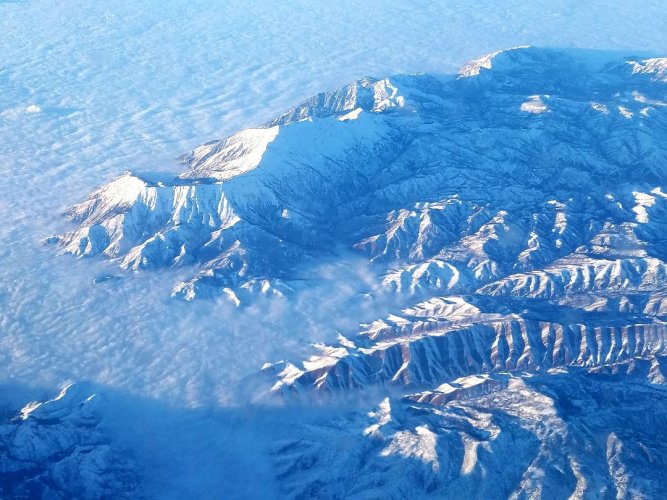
(50, 47, 667, 497)
(0, 385, 142, 499)
(270, 370, 667, 499)
(264, 294, 667, 393)
(51, 46, 667, 304)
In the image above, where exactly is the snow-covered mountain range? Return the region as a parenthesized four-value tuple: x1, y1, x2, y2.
(44, 47, 667, 498)
(0, 384, 141, 499)
(50, 47, 667, 305)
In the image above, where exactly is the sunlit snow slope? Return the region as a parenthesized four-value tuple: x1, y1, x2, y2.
(44, 47, 667, 498)
(53, 47, 667, 305)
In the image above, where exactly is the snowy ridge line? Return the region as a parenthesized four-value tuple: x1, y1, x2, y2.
(267, 318, 667, 393)
(49, 47, 667, 304)
(270, 368, 667, 499)
(478, 256, 667, 299)
(0, 384, 141, 499)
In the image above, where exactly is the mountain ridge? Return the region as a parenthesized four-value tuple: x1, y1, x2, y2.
(50, 47, 667, 305)
(42, 45, 667, 499)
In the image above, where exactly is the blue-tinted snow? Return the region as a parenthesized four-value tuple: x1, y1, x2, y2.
(1, 1, 667, 497)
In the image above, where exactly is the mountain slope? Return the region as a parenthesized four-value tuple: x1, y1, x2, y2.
(0, 385, 142, 499)
(49, 47, 667, 498)
(50, 47, 667, 304)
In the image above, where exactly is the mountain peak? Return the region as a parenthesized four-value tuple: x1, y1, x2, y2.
(50, 48, 667, 304)
(457, 45, 533, 77)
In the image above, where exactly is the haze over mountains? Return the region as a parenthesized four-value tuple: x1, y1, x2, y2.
(27, 47, 667, 497)
(51, 48, 667, 306)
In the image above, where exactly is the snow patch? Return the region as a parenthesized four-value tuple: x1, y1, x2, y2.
(457, 46, 531, 77)
(380, 425, 439, 471)
(633, 191, 656, 223)
(591, 102, 609, 114)
(338, 107, 363, 121)
(520, 95, 548, 114)
(618, 106, 633, 119)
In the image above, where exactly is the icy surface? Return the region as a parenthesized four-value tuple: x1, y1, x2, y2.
(50, 46, 667, 497)
(268, 369, 667, 499)
(3, 0, 667, 498)
(51, 48, 667, 309)
(0, 384, 142, 499)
